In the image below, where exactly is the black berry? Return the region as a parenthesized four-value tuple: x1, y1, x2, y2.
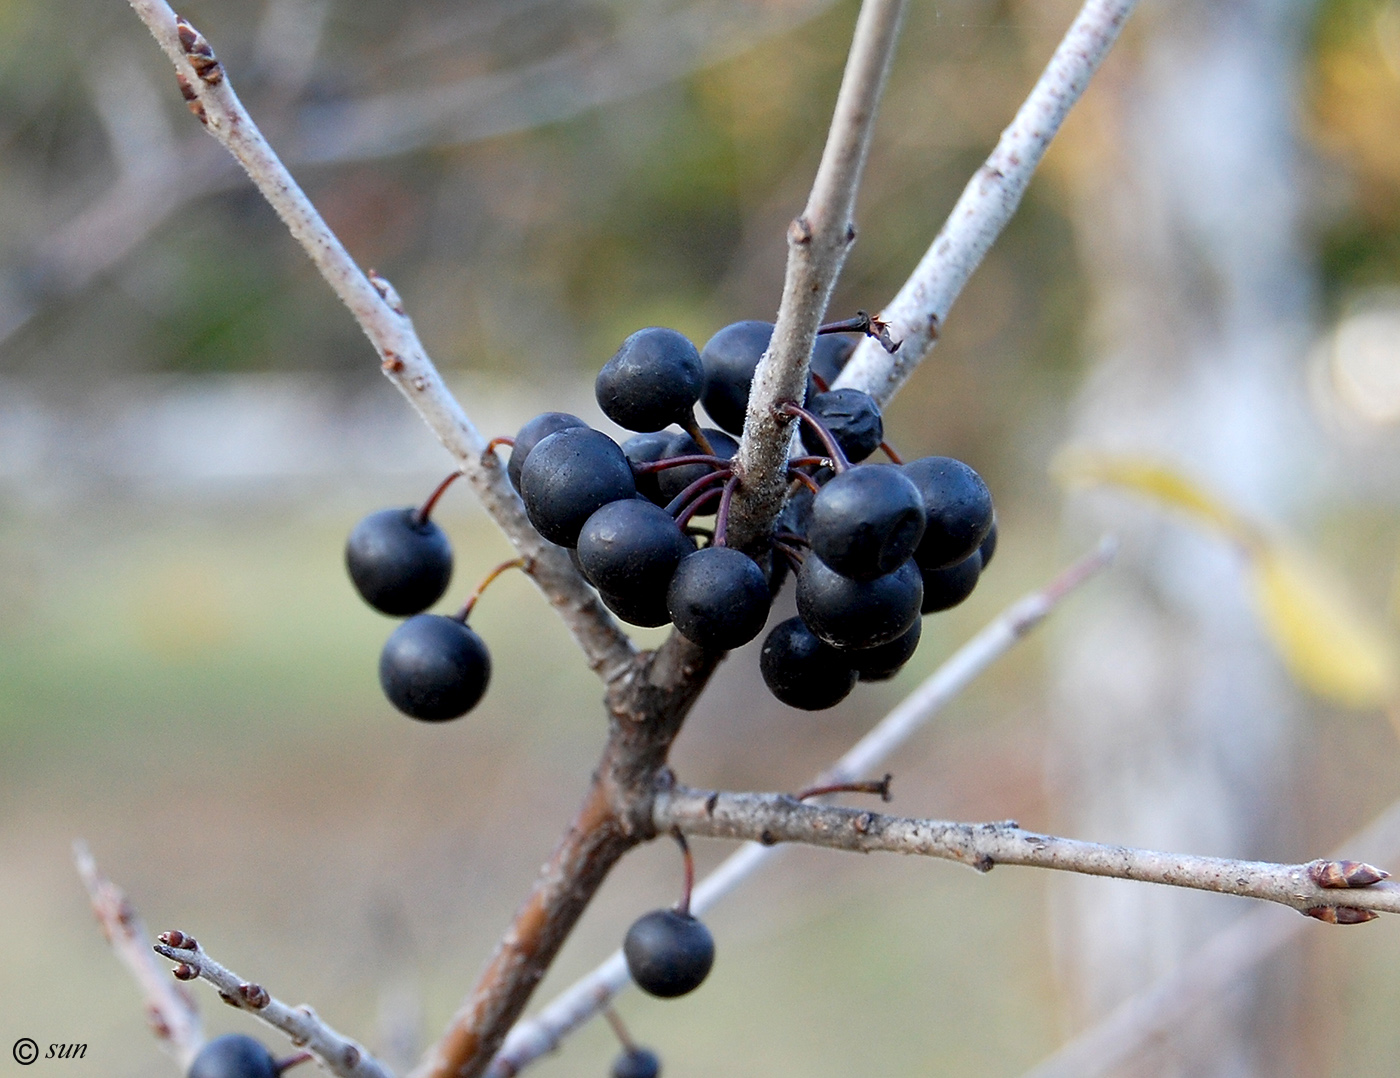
(578, 499, 694, 598)
(919, 549, 982, 613)
(810, 334, 856, 386)
(978, 515, 998, 569)
(902, 456, 993, 570)
(699, 320, 773, 434)
(624, 908, 715, 998)
(379, 614, 491, 721)
(187, 1034, 278, 1078)
(612, 1047, 662, 1078)
(520, 427, 637, 547)
(800, 389, 883, 463)
(345, 508, 453, 617)
(808, 465, 925, 581)
(596, 328, 705, 433)
(508, 412, 587, 493)
(795, 555, 922, 650)
(848, 619, 922, 682)
(667, 546, 771, 650)
(598, 585, 673, 628)
(759, 616, 857, 710)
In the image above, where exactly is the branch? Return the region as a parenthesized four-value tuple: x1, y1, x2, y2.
(486, 539, 1116, 1077)
(74, 842, 204, 1070)
(836, 0, 1138, 406)
(655, 788, 1399, 919)
(1019, 795, 1400, 1078)
(125, 0, 636, 683)
(726, 0, 907, 552)
(152, 931, 395, 1078)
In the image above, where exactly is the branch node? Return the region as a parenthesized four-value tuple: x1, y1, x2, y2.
(239, 982, 271, 1009)
(788, 216, 814, 244)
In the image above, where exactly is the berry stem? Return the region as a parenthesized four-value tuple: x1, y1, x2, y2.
(777, 401, 850, 472)
(815, 310, 900, 353)
(774, 529, 811, 548)
(796, 773, 893, 802)
(678, 411, 717, 457)
(672, 828, 696, 918)
(633, 454, 732, 473)
(663, 468, 732, 517)
(274, 1052, 315, 1074)
(879, 440, 904, 464)
(788, 455, 837, 469)
(712, 475, 740, 548)
(786, 468, 822, 496)
(457, 558, 529, 621)
(602, 1006, 636, 1052)
(674, 487, 725, 530)
(810, 371, 831, 393)
(773, 542, 806, 573)
(484, 435, 516, 456)
(414, 470, 465, 525)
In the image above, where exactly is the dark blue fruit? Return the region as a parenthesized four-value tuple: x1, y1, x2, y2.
(978, 515, 998, 569)
(622, 431, 676, 505)
(598, 586, 672, 628)
(346, 508, 453, 617)
(655, 429, 738, 509)
(666, 547, 771, 650)
(699, 320, 773, 434)
(612, 1046, 662, 1078)
(848, 619, 922, 682)
(520, 427, 637, 547)
(187, 1033, 278, 1078)
(578, 499, 694, 598)
(796, 555, 922, 650)
(920, 549, 982, 613)
(759, 616, 857, 710)
(596, 328, 705, 433)
(801, 389, 883, 463)
(808, 465, 925, 581)
(379, 614, 491, 721)
(624, 909, 715, 998)
(810, 334, 856, 386)
(902, 456, 994, 570)
(507, 412, 587, 492)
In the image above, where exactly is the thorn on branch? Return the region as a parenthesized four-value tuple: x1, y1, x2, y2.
(1309, 859, 1390, 889)
(175, 17, 224, 86)
(1303, 905, 1379, 925)
(796, 773, 893, 802)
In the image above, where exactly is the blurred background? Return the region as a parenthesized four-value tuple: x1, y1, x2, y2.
(5, 0, 1400, 1074)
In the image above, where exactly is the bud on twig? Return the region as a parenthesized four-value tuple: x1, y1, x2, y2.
(1303, 905, 1379, 925)
(158, 930, 198, 950)
(1309, 859, 1389, 889)
(175, 17, 224, 86)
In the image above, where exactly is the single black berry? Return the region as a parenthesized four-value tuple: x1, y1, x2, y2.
(379, 614, 491, 721)
(667, 546, 771, 650)
(624, 908, 715, 998)
(800, 389, 883, 463)
(507, 412, 587, 492)
(699, 320, 773, 434)
(596, 328, 705, 433)
(520, 427, 637, 547)
(598, 585, 673, 628)
(902, 456, 994, 570)
(978, 515, 998, 569)
(808, 465, 925, 581)
(346, 508, 453, 617)
(612, 1047, 662, 1078)
(920, 549, 982, 613)
(187, 1034, 278, 1078)
(810, 333, 856, 386)
(578, 499, 694, 598)
(848, 618, 922, 682)
(795, 554, 922, 650)
(759, 616, 857, 710)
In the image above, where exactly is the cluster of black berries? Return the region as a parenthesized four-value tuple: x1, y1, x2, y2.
(344, 315, 993, 722)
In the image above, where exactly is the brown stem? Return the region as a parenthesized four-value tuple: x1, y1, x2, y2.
(678, 411, 716, 456)
(777, 401, 849, 472)
(484, 436, 516, 456)
(634, 454, 731, 473)
(675, 487, 725, 530)
(713, 475, 740, 548)
(879, 440, 904, 465)
(797, 773, 893, 802)
(275, 1052, 315, 1074)
(672, 829, 696, 917)
(602, 1007, 635, 1052)
(786, 468, 822, 496)
(457, 558, 528, 621)
(414, 470, 464, 525)
(664, 469, 732, 517)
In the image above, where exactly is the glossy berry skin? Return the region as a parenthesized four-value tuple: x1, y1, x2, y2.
(596, 328, 705, 433)
(920, 549, 982, 614)
(578, 499, 694, 598)
(759, 616, 857, 710)
(655, 429, 738, 509)
(187, 1034, 278, 1078)
(902, 456, 994, 570)
(520, 427, 637, 547)
(667, 547, 771, 650)
(699, 320, 773, 434)
(507, 412, 587, 492)
(346, 508, 453, 617)
(612, 1047, 662, 1078)
(624, 908, 715, 998)
(848, 618, 922, 682)
(379, 614, 491, 721)
(808, 465, 925, 581)
(796, 555, 922, 650)
(801, 388, 883, 463)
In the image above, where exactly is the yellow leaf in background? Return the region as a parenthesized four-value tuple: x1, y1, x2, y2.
(1249, 546, 1398, 710)
(1051, 449, 1257, 546)
(1055, 448, 1399, 710)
